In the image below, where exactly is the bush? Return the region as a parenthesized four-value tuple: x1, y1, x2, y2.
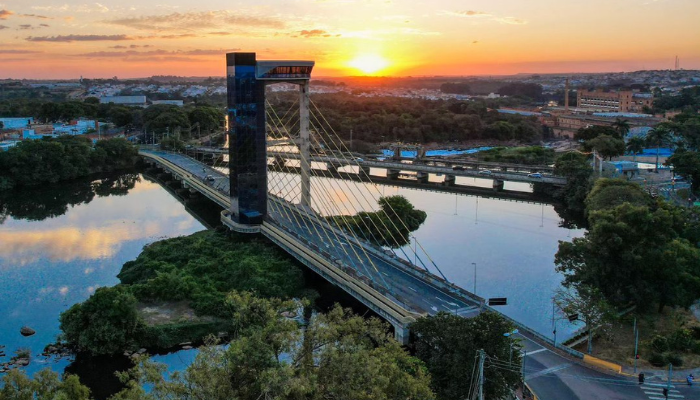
(648, 353, 666, 367)
(650, 335, 670, 353)
(666, 353, 684, 367)
(670, 329, 694, 352)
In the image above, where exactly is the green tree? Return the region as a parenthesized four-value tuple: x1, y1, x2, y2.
(612, 118, 631, 138)
(626, 137, 646, 161)
(113, 303, 434, 400)
(585, 178, 651, 214)
(555, 203, 700, 312)
(667, 151, 700, 192)
(59, 286, 144, 355)
(188, 105, 224, 135)
(646, 124, 673, 172)
(587, 134, 625, 160)
(554, 152, 593, 214)
(0, 368, 91, 400)
(575, 125, 618, 142)
(411, 312, 521, 400)
(554, 284, 615, 354)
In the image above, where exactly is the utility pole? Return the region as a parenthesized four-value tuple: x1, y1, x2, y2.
(478, 349, 485, 400)
(634, 318, 639, 374)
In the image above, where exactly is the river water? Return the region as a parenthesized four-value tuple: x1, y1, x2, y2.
(0, 168, 584, 396)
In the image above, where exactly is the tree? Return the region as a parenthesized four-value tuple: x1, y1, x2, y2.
(554, 284, 615, 354)
(59, 286, 144, 355)
(585, 178, 651, 214)
(411, 312, 522, 400)
(0, 368, 91, 400)
(555, 203, 700, 312)
(587, 134, 625, 160)
(188, 105, 224, 134)
(626, 137, 646, 161)
(554, 152, 593, 214)
(575, 125, 618, 142)
(612, 118, 631, 139)
(667, 151, 700, 193)
(113, 303, 434, 400)
(646, 124, 673, 172)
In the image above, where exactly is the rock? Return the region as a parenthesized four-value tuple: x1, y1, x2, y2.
(182, 346, 193, 350)
(137, 348, 147, 354)
(280, 311, 297, 318)
(123, 351, 132, 357)
(130, 353, 139, 359)
(178, 342, 191, 347)
(20, 326, 36, 337)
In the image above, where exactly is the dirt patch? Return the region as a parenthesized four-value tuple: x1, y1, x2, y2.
(137, 301, 214, 326)
(574, 307, 700, 369)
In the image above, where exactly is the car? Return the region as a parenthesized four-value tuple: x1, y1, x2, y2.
(478, 170, 492, 175)
(355, 158, 364, 162)
(452, 166, 465, 171)
(527, 172, 543, 178)
(205, 175, 215, 182)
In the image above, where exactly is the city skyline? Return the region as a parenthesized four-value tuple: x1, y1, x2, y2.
(0, 0, 698, 79)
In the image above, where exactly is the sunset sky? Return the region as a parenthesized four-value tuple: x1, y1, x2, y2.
(0, 0, 698, 79)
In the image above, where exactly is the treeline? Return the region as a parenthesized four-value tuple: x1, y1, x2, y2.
(652, 86, 700, 113)
(0, 98, 225, 138)
(270, 92, 546, 145)
(0, 136, 137, 191)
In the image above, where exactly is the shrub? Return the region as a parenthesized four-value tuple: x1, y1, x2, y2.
(648, 353, 666, 367)
(666, 353, 684, 367)
(650, 335, 670, 353)
(670, 329, 694, 352)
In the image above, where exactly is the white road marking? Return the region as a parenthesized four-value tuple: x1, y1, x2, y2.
(526, 348, 548, 355)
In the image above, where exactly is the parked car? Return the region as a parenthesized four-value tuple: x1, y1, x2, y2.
(478, 170, 492, 175)
(527, 172, 543, 178)
(205, 175, 215, 182)
(452, 166, 465, 171)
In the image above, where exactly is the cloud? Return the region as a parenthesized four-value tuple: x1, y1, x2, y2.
(19, 13, 51, 19)
(446, 10, 527, 25)
(208, 31, 232, 36)
(295, 29, 339, 38)
(0, 9, 12, 19)
(26, 34, 135, 42)
(0, 24, 7, 30)
(0, 49, 41, 54)
(40, 23, 49, 27)
(105, 10, 285, 32)
(19, 24, 32, 29)
(78, 48, 236, 57)
(452, 10, 490, 17)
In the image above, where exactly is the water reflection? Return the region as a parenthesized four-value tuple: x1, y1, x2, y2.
(0, 172, 206, 383)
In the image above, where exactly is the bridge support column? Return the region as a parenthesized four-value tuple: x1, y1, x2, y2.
(299, 80, 312, 209)
(359, 165, 370, 178)
(393, 323, 410, 345)
(387, 169, 400, 180)
(416, 171, 429, 183)
(493, 179, 504, 192)
(443, 174, 456, 186)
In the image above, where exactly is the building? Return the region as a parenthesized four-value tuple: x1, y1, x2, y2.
(150, 100, 184, 107)
(53, 120, 99, 135)
(547, 112, 662, 138)
(0, 117, 33, 129)
(577, 89, 653, 113)
(99, 95, 147, 107)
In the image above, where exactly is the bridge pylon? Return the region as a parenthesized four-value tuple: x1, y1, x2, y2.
(226, 52, 314, 231)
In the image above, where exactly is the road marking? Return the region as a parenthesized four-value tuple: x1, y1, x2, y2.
(408, 286, 417, 292)
(526, 348, 548, 355)
(526, 363, 571, 380)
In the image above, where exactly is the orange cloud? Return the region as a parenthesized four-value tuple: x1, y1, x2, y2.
(0, 9, 13, 19)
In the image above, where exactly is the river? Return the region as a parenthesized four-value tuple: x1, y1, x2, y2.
(0, 168, 584, 397)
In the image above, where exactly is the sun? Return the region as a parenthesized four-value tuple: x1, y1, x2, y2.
(348, 54, 390, 75)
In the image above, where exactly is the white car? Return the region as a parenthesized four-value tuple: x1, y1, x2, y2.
(478, 170, 492, 175)
(527, 172, 543, 178)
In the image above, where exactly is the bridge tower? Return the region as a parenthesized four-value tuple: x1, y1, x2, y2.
(226, 52, 314, 231)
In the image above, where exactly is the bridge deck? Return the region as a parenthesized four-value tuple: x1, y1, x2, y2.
(140, 150, 483, 319)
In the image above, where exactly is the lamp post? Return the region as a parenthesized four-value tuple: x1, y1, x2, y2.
(471, 262, 477, 294)
(503, 329, 519, 365)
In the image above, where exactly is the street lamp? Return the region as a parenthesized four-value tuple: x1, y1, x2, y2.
(471, 262, 477, 294)
(503, 329, 519, 365)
